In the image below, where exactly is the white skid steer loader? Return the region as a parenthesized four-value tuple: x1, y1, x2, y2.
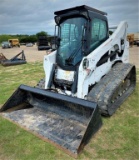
(0, 5, 136, 157)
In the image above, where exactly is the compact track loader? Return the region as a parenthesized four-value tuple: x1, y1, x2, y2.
(0, 5, 136, 157)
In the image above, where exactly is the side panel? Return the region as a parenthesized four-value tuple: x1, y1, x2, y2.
(43, 51, 56, 89)
(121, 40, 129, 63)
(77, 21, 129, 99)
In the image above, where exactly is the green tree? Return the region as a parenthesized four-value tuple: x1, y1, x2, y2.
(0, 34, 12, 43)
(20, 35, 37, 43)
(36, 31, 48, 38)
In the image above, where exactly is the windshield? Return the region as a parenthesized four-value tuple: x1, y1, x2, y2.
(57, 17, 87, 68)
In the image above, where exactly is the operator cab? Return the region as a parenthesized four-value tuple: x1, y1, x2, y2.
(53, 5, 109, 93)
(54, 5, 109, 71)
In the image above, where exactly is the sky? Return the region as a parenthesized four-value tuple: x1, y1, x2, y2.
(0, 0, 138, 35)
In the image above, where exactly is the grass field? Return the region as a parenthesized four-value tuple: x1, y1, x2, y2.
(0, 63, 138, 160)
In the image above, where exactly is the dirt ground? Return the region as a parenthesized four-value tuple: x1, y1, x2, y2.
(129, 46, 139, 68)
(0, 45, 139, 68)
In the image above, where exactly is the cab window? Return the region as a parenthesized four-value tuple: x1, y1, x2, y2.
(89, 18, 107, 52)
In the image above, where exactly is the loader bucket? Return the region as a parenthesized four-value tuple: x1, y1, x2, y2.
(0, 85, 102, 157)
(1, 50, 26, 66)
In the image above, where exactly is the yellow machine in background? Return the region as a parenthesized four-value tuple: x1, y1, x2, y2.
(8, 39, 20, 47)
(127, 34, 134, 47)
(127, 33, 139, 47)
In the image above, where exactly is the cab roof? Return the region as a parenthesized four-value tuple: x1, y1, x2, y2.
(54, 5, 107, 16)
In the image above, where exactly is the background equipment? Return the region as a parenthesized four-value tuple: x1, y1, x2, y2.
(37, 35, 51, 50)
(1, 50, 26, 66)
(8, 39, 20, 47)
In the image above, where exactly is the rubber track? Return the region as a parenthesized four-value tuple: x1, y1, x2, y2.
(87, 63, 136, 116)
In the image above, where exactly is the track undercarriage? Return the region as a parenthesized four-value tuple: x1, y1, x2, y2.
(88, 63, 136, 116)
